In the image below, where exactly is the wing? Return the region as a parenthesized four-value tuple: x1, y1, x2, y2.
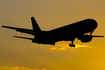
(13, 36, 33, 40)
(1, 26, 34, 35)
(92, 35, 104, 37)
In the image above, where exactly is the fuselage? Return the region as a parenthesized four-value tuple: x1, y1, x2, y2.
(33, 19, 98, 44)
(2, 17, 103, 47)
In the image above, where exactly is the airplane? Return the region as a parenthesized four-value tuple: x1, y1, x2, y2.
(1, 17, 104, 47)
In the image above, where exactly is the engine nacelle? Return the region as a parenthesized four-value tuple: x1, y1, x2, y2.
(79, 35, 93, 43)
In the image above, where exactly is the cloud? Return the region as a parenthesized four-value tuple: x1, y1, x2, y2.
(0, 66, 47, 70)
(49, 44, 92, 50)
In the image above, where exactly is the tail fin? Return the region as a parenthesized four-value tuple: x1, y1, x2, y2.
(31, 17, 41, 37)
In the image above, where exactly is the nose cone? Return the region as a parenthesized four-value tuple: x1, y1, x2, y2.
(90, 19, 98, 30)
(86, 19, 98, 31)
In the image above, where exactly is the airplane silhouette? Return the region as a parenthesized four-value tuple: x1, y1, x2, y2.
(1, 17, 104, 47)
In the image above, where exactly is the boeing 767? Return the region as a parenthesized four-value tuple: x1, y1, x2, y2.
(1, 17, 104, 47)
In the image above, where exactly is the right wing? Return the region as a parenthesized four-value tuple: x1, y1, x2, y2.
(1, 26, 34, 35)
(92, 35, 104, 37)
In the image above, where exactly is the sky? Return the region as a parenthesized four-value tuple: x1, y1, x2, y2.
(0, 0, 105, 70)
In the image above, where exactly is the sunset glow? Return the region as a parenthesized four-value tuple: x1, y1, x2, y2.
(0, 66, 47, 70)
(0, 0, 105, 70)
(50, 44, 92, 50)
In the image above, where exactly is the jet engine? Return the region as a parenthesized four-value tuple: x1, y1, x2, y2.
(79, 35, 92, 42)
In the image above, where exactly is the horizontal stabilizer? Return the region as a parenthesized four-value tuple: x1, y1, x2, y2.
(13, 36, 33, 40)
(92, 35, 104, 37)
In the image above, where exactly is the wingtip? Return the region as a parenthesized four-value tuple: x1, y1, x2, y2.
(1, 26, 4, 27)
(1, 26, 7, 28)
(13, 36, 16, 37)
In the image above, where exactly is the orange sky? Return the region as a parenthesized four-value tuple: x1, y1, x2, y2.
(0, 0, 105, 70)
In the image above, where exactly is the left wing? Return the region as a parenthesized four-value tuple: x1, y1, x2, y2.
(1, 26, 34, 35)
(13, 36, 33, 40)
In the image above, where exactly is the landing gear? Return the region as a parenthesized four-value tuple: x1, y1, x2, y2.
(69, 44, 75, 47)
(69, 40, 75, 47)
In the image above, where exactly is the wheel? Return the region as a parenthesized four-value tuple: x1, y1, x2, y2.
(69, 44, 75, 47)
(69, 44, 72, 47)
(72, 44, 75, 47)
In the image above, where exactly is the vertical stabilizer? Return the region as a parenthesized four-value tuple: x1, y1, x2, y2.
(31, 17, 41, 36)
